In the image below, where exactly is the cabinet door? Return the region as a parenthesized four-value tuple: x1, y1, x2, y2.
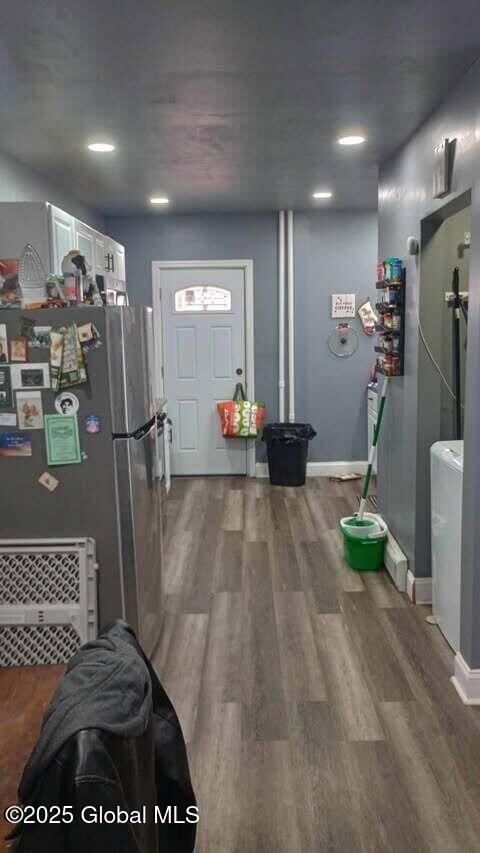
(111, 241, 126, 281)
(49, 205, 75, 275)
(95, 233, 107, 276)
(74, 221, 95, 277)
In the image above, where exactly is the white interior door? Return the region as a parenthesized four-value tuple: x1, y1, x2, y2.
(161, 265, 247, 475)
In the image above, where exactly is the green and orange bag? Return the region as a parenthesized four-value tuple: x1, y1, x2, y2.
(217, 386, 266, 438)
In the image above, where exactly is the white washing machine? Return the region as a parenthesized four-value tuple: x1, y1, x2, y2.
(430, 440, 464, 652)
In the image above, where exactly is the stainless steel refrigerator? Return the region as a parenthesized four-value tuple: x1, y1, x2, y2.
(0, 305, 163, 657)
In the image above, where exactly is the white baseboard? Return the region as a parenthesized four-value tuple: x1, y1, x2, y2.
(255, 460, 368, 479)
(451, 653, 480, 705)
(384, 533, 408, 592)
(406, 570, 432, 605)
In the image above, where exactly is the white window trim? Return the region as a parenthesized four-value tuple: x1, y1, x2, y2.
(151, 259, 256, 477)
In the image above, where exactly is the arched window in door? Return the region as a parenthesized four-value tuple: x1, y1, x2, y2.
(174, 285, 232, 313)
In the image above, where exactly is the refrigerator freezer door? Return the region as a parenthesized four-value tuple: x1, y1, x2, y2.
(113, 426, 163, 657)
(108, 306, 163, 656)
(107, 306, 155, 434)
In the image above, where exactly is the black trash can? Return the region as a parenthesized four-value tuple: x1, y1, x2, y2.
(262, 423, 317, 486)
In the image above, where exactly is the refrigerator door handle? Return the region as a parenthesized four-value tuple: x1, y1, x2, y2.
(113, 410, 166, 442)
(113, 414, 156, 442)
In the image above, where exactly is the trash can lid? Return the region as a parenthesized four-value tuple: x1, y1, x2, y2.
(262, 422, 316, 441)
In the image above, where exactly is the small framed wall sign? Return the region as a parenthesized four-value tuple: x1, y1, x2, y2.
(331, 293, 356, 319)
(9, 336, 28, 362)
(10, 362, 50, 390)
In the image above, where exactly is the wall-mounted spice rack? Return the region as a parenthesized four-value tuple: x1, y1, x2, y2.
(374, 262, 406, 377)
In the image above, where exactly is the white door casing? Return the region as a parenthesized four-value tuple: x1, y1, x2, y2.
(152, 260, 255, 477)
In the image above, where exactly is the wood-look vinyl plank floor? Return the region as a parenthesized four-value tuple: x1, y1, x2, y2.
(234, 740, 303, 853)
(383, 605, 480, 739)
(213, 529, 244, 593)
(342, 738, 428, 853)
(288, 701, 360, 852)
(241, 541, 289, 741)
(3, 475, 480, 853)
(200, 592, 243, 703)
(340, 592, 414, 702)
(221, 488, 244, 531)
(305, 490, 353, 532)
(299, 540, 341, 614)
(274, 591, 327, 701)
(191, 702, 242, 853)
(362, 569, 407, 608)
(379, 701, 480, 853)
(152, 611, 209, 743)
(314, 612, 385, 742)
(163, 529, 196, 594)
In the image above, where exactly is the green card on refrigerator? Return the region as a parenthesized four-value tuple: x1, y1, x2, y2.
(44, 414, 81, 465)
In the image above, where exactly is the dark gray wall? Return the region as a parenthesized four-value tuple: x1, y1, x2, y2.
(0, 149, 104, 230)
(294, 211, 378, 461)
(378, 59, 480, 667)
(106, 210, 378, 463)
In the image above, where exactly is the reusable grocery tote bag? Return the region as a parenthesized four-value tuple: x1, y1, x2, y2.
(217, 385, 266, 438)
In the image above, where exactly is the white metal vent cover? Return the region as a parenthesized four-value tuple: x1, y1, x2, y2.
(0, 538, 98, 666)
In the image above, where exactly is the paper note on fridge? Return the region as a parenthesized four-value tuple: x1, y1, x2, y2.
(0, 413, 17, 426)
(11, 362, 50, 390)
(44, 414, 81, 466)
(17, 390, 44, 429)
(0, 432, 32, 457)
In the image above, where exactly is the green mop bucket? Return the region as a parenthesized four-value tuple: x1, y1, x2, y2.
(340, 517, 387, 572)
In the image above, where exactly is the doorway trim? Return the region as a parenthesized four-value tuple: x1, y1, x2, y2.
(151, 259, 256, 477)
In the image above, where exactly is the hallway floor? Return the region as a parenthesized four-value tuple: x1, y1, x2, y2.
(155, 476, 480, 853)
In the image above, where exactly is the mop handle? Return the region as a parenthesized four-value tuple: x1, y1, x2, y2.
(358, 376, 389, 520)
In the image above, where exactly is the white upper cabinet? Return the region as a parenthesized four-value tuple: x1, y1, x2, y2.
(74, 221, 95, 278)
(104, 237, 126, 281)
(0, 202, 125, 282)
(76, 223, 126, 282)
(49, 205, 75, 275)
(112, 241, 126, 282)
(94, 233, 106, 277)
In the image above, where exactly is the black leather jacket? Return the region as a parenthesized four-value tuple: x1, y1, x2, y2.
(8, 622, 197, 852)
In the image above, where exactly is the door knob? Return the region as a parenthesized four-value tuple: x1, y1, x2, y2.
(236, 368, 243, 376)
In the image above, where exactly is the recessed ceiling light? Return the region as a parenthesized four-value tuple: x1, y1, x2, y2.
(312, 191, 333, 199)
(150, 196, 170, 205)
(337, 135, 366, 146)
(87, 142, 115, 152)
